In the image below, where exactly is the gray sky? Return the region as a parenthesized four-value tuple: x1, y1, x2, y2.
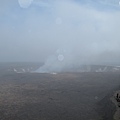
(0, 0, 120, 64)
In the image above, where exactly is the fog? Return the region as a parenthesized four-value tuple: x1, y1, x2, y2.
(0, 0, 120, 71)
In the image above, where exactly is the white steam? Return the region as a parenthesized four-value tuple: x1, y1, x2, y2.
(18, 0, 33, 8)
(1, 0, 120, 67)
(35, 0, 120, 73)
(36, 49, 74, 73)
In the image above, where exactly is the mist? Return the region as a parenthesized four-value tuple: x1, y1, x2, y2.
(1, 0, 120, 72)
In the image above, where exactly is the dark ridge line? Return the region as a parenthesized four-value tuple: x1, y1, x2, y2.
(96, 86, 120, 120)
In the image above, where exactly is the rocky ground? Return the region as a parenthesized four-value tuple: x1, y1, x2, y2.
(0, 63, 120, 120)
(111, 90, 120, 120)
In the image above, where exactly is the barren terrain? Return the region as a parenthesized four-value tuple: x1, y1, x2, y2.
(0, 63, 120, 120)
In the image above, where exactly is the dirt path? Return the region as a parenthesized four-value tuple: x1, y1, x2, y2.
(111, 90, 120, 120)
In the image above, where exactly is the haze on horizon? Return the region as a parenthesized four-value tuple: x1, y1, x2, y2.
(0, 0, 120, 67)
